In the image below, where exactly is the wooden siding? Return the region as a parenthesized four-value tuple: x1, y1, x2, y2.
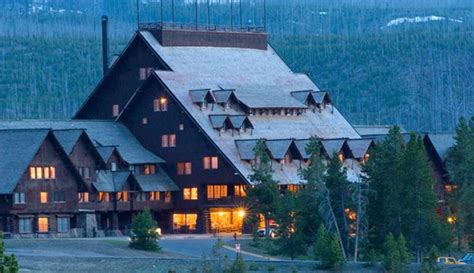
(75, 35, 168, 119)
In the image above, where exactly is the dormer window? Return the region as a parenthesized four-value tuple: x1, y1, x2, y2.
(190, 89, 215, 110)
(139, 67, 154, 80)
(112, 104, 120, 117)
(143, 164, 156, 175)
(338, 153, 345, 162)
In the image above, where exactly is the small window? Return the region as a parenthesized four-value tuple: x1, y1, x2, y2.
(111, 162, 117, 171)
(38, 217, 48, 233)
(338, 153, 345, 162)
(14, 192, 26, 204)
(203, 156, 218, 170)
(164, 192, 172, 203)
(53, 191, 66, 203)
(142, 117, 148, 124)
(154, 97, 168, 112)
(139, 67, 154, 80)
(112, 104, 120, 117)
(78, 192, 89, 203)
(207, 185, 228, 200)
(177, 162, 192, 175)
(136, 192, 148, 202)
(161, 135, 169, 147)
(150, 191, 160, 201)
(234, 185, 247, 197)
(117, 192, 128, 202)
(169, 134, 176, 147)
(57, 217, 69, 233)
(179, 124, 184, 131)
(19, 218, 32, 233)
(98, 192, 110, 202)
(40, 192, 48, 204)
(78, 167, 91, 179)
(183, 187, 198, 200)
(30, 167, 55, 180)
(287, 185, 299, 192)
(144, 164, 156, 175)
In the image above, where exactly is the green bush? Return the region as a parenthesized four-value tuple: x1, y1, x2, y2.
(0, 236, 19, 273)
(128, 208, 161, 251)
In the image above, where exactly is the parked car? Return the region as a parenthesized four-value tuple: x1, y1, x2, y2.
(459, 253, 474, 264)
(437, 257, 465, 265)
(257, 224, 279, 238)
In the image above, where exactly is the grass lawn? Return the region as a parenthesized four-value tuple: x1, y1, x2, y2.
(228, 238, 313, 260)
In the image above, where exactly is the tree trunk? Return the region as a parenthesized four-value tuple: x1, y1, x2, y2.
(326, 195, 347, 261)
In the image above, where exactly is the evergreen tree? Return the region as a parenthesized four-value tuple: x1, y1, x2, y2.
(448, 117, 474, 248)
(274, 192, 307, 260)
(314, 224, 345, 270)
(0, 237, 19, 273)
(364, 126, 405, 251)
(383, 233, 403, 273)
(226, 254, 247, 273)
(301, 136, 347, 260)
(397, 234, 409, 266)
(421, 246, 440, 273)
(129, 208, 161, 251)
(247, 139, 279, 238)
(399, 134, 451, 261)
(325, 152, 352, 256)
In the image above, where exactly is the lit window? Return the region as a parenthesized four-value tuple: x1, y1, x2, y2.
(57, 217, 69, 233)
(183, 187, 198, 200)
(173, 213, 197, 231)
(40, 192, 48, 204)
(177, 162, 192, 175)
(234, 185, 247, 197)
(203, 156, 218, 170)
(112, 104, 120, 117)
(161, 135, 169, 147)
(98, 192, 110, 202)
(179, 124, 184, 131)
(78, 192, 89, 203)
(37, 167, 43, 179)
(38, 217, 48, 233)
(29, 167, 36, 179)
(207, 185, 228, 200)
(338, 153, 345, 162)
(117, 192, 128, 202)
(283, 153, 292, 164)
(111, 162, 117, 171)
(164, 192, 171, 203)
(150, 191, 160, 201)
(14, 192, 26, 204)
(49, 167, 56, 179)
(142, 117, 148, 124)
(287, 185, 299, 192)
(154, 97, 168, 112)
(144, 164, 156, 175)
(19, 218, 32, 233)
(53, 191, 66, 203)
(169, 134, 176, 147)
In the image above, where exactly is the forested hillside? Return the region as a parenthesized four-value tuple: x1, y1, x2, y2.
(0, 0, 472, 132)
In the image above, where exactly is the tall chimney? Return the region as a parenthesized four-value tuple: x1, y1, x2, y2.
(101, 15, 109, 76)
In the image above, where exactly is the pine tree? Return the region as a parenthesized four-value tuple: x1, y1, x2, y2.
(247, 139, 279, 239)
(226, 253, 247, 273)
(383, 233, 403, 273)
(421, 246, 440, 273)
(399, 134, 451, 261)
(0, 237, 19, 273)
(448, 117, 474, 248)
(314, 224, 331, 268)
(325, 152, 352, 256)
(300, 136, 346, 260)
(364, 126, 405, 251)
(129, 208, 161, 251)
(274, 192, 307, 260)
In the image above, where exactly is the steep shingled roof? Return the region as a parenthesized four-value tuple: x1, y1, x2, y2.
(135, 168, 179, 192)
(321, 139, 346, 158)
(266, 139, 293, 160)
(53, 129, 84, 154)
(0, 129, 50, 194)
(128, 31, 361, 184)
(0, 120, 164, 165)
(96, 146, 117, 163)
(94, 170, 134, 192)
(425, 133, 456, 161)
(346, 139, 374, 159)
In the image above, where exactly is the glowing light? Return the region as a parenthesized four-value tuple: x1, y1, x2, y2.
(447, 216, 456, 224)
(160, 98, 167, 104)
(238, 209, 246, 218)
(219, 211, 224, 216)
(155, 228, 162, 236)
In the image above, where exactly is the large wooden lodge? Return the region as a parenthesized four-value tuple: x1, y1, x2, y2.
(0, 24, 454, 237)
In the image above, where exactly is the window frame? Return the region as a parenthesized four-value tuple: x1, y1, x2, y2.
(40, 192, 48, 204)
(57, 217, 70, 233)
(207, 185, 228, 200)
(183, 187, 198, 201)
(19, 218, 32, 234)
(38, 217, 49, 233)
(14, 192, 26, 204)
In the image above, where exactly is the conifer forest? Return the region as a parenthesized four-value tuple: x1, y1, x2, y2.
(0, 0, 472, 132)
